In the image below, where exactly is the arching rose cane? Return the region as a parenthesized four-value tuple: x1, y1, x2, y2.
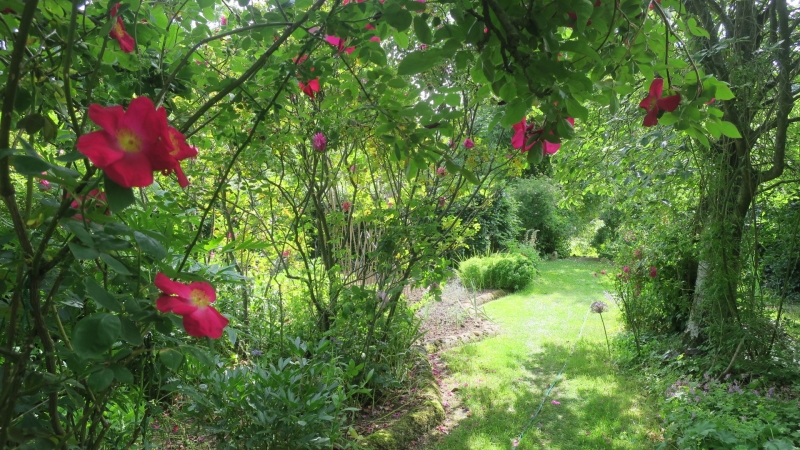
(154, 273, 229, 339)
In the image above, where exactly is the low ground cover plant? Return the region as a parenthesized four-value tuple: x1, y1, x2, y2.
(659, 376, 800, 449)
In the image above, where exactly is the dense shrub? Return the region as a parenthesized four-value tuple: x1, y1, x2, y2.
(509, 177, 573, 256)
(591, 207, 625, 259)
(450, 188, 520, 258)
(457, 253, 536, 291)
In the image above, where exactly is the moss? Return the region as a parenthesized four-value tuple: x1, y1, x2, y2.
(363, 347, 445, 450)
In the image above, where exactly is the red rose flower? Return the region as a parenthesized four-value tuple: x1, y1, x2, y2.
(155, 273, 229, 339)
(109, 3, 135, 53)
(638, 78, 681, 127)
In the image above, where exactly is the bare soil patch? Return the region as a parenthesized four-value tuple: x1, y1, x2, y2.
(411, 280, 501, 349)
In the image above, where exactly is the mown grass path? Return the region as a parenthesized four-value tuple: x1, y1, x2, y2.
(427, 260, 660, 449)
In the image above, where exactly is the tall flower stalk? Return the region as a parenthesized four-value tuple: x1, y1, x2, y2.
(591, 301, 611, 357)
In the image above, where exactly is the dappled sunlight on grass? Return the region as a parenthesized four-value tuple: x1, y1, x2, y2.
(426, 260, 660, 449)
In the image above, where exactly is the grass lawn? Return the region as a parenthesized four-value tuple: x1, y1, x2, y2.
(427, 259, 661, 449)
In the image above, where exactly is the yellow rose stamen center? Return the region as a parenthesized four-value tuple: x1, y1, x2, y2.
(117, 129, 142, 153)
(112, 21, 124, 38)
(190, 289, 211, 308)
(168, 132, 181, 157)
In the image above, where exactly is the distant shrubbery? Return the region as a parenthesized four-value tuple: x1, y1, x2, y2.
(509, 177, 574, 256)
(457, 253, 536, 291)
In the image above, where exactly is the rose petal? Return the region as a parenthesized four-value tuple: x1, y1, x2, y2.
(88, 104, 123, 133)
(156, 295, 198, 316)
(103, 152, 155, 188)
(657, 94, 681, 112)
(184, 307, 229, 338)
(642, 107, 659, 127)
(155, 273, 193, 298)
(76, 131, 125, 167)
(648, 78, 664, 98)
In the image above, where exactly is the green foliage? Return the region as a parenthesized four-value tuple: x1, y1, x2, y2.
(458, 188, 520, 256)
(510, 176, 573, 256)
(0, 0, 782, 446)
(760, 198, 800, 304)
(659, 378, 800, 449)
(176, 339, 366, 449)
(591, 207, 625, 259)
(457, 253, 536, 291)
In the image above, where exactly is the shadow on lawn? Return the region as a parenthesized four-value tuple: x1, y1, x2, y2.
(428, 340, 658, 450)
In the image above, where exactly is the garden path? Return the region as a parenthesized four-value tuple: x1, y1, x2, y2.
(419, 259, 662, 449)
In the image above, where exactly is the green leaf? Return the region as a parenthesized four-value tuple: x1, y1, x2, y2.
(87, 367, 115, 392)
(397, 50, 441, 76)
(62, 220, 95, 247)
(227, 327, 238, 346)
(500, 99, 528, 128)
(392, 30, 409, 49)
(72, 313, 121, 360)
(134, 231, 167, 261)
(688, 125, 710, 147)
(559, 40, 602, 64)
(498, 81, 516, 103)
(718, 121, 742, 138)
(526, 147, 543, 165)
(182, 345, 213, 366)
(85, 278, 122, 312)
(16, 113, 45, 135)
(104, 173, 135, 213)
(386, 78, 408, 89)
(119, 316, 143, 346)
(10, 155, 53, 175)
(458, 167, 480, 185)
(68, 242, 100, 260)
(556, 118, 575, 139)
(100, 254, 132, 275)
(413, 16, 432, 45)
(705, 121, 721, 139)
(712, 83, 735, 100)
(687, 17, 710, 39)
(110, 365, 134, 384)
(159, 348, 184, 371)
(385, 8, 412, 32)
(571, 0, 594, 33)
(565, 98, 589, 122)
(658, 112, 678, 126)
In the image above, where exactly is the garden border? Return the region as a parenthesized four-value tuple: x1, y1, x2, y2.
(362, 289, 508, 449)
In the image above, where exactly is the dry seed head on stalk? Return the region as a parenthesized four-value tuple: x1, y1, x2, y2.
(591, 301, 609, 314)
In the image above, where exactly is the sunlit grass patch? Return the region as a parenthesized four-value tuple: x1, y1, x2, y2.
(427, 260, 660, 449)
